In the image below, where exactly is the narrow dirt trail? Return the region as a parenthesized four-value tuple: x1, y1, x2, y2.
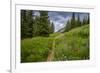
(47, 33, 65, 61)
(47, 39, 55, 61)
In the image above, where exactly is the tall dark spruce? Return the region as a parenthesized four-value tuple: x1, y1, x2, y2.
(77, 14, 81, 26)
(21, 10, 33, 39)
(50, 22, 54, 33)
(71, 12, 76, 29)
(34, 11, 51, 36)
(21, 10, 27, 39)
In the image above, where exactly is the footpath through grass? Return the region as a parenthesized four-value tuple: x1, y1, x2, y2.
(21, 25, 89, 62)
(21, 37, 54, 62)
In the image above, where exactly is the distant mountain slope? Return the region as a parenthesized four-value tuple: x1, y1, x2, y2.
(57, 27, 65, 32)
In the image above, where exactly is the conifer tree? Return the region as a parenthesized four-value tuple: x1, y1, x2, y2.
(71, 12, 76, 28)
(50, 22, 54, 33)
(64, 20, 71, 32)
(25, 10, 33, 38)
(21, 10, 27, 39)
(21, 10, 33, 39)
(77, 14, 81, 26)
(39, 11, 51, 36)
(87, 14, 90, 24)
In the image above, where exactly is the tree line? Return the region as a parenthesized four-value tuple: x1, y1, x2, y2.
(21, 10, 89, 39)
(64, 12, 89, 32)
(21, 10, 54, 39)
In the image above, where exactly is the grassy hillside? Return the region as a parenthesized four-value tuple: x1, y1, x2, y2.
(21, 25, 89, 62)
(53, 25, 89, 61)
(21, 37, 54, 62)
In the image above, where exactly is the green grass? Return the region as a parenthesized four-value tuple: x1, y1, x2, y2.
(53, 25, 89, 61)
(21, 37, 54, 62)
(50, 32, 61, 37)
(21, 25, 89, 62)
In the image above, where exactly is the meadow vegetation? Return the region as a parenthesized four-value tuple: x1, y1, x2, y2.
(21, 25, 89, 62)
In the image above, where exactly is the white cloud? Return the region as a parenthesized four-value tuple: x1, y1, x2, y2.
(33, 11, 40, 16)
(50, 15, 71, 32)
(59, 23, 63, 27)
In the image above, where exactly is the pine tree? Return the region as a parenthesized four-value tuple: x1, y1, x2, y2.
(77, 14, 81, 27)
(33, 11, 51, 37)
(39, 11, 51, 36)
(50, 22, 54, 33)
(21, 10, 33, 39)
(64, 20, 71, 32)
(25, 10, 33, 38)
(21, 10, 27, 39)
(71, 12, 76, 28)
(82, 16, 87, 25)
(33, 16, 40, 36)
(87, 14, 90, 24)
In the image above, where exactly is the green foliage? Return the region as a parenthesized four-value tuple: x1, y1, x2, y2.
(21, 10, 55, 39)
(21, 10, 27, 39)
(71, 12, 76, 29)
(50, 22, 54, 33)
(21, 37, 54, 62)
(50, 32, 61, 37)
(76, 14, 81, 26)
(21, 10, 90, 62)
(21, 25, 89, 62)
(64, 20, 71, 32)
(38, 11, 51, 36)
(82, 15, 90, 25)
(64, 13, 89, 32)
(53, 25, 89, 60)
(87, 14, 90, 24)
(21, 10, 33, 39)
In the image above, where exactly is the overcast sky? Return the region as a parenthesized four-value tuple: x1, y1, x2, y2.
(32, 11, 89, 32)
